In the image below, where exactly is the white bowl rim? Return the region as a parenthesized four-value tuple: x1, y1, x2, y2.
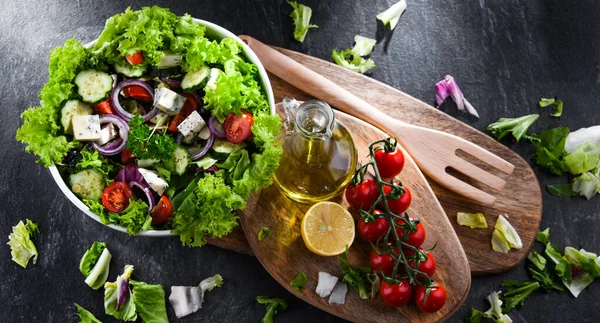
(48, 17, 276, 237)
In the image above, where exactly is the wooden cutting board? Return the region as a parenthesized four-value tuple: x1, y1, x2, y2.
(207, 46, 543, 275)
(240, 103, 470, 322)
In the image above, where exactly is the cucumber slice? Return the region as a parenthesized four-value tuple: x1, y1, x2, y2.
(114, 60, 147, 77)
(61, 100, 92, 134)
(69, 169, 106, 200)
(150, 66, 182, 78)
(212, 140, 247, 155)
(157, 51, 182, 68)
(181, 65, 210, 93)
(205, 68, 224, 91)
(74, 70, 114, 104)
(172, 146, 190, 175)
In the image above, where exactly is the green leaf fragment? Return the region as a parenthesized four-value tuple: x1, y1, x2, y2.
(256, 296, 288, 323)
(7, 219, 39, 268)
(501, 280, 540, 313)
(352, 35, 377, 57)
(376, 0, 407, 30)
(456, 212, 488, 229)
(287, 1, 318, 42)
(536, 228, 550, 245)
(486, 114, 539, 142)
(290, 272, 308, 292)
(539, 97, 563, 117)
(332, 49, 376, 74)
(75, 303, 103, 323)
(547, 184, 577, 197)
(527, 250, 546, 271)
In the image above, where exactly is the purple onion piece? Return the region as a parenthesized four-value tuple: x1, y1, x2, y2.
(129, 180, 155, 211)
(111, 79, 159, 122)
(190, 132, 215, 161)
(435, 80, 450, 107)
(159, 77, 181, 88)
(175, 132, 183, 145)
(91, 114, 129, 156)
(116, 276, 129, 310)
(443, 75, 465, 111)
(207, 117, 226, 139)
(196, 165, 220, 173)
(115, 164, 144, 183)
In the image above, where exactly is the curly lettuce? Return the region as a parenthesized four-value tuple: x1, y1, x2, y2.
(84, 199, 152, 235)
(7, 219, 39, 268)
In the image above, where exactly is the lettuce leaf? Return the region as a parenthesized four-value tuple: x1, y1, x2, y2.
(564, 141, 600, 174)
(84, 199, 152, 235)
(352, 35, 376, 57)
(287, 1, 318, 42)
(539, 97, 563, 117)
(75, 303, 102, 323)
(130, 281, 168, 323)
(376, 0, 407, 30)
(79, 241, 107, 277)
(486, 114, 539, 142)
(572, 171, 600, 199)
(456, 212, 488, 229)
(76, 150, 117, 180)
(7, 219, 39, 268)
(104, 265, 136, 321)
(332, 49, 376, 74)
(530, 127, 570, 175)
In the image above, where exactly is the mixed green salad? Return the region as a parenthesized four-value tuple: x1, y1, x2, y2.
(15, 6, 282, 246)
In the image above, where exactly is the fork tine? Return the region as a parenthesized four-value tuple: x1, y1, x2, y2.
(449, 160, 506, 191)
(456, 139, 515, 174)
(435, 172, 497, 206)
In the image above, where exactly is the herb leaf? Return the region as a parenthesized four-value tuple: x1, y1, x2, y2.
(539, 97, 563, 117)
(258, 227, 270, 241)
(530, 127, 570, 175)
(547, 184, 577, 197)
(290, 272, 307, 292)
(338, 249, 374, 299)
(486, 114, 539, 142)
(256, 296, 287, 323)
(501, 280, 540, 313)
(126, 115, 175, 162)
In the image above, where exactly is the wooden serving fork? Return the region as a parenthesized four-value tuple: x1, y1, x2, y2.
(239, 36, 515, 206)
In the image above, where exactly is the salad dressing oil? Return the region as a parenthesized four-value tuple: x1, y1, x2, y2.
(273, 97, 357, 203)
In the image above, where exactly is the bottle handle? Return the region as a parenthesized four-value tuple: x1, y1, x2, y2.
(282, 96, 300, 135)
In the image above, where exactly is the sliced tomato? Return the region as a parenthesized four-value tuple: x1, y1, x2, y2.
(151, 195, 173, 225)
(93, 99, 113, 114)
(120, 148, 135, 164)
(125, 51, 144, 65)
(102, 182, 133, 213)
(122, 85, 153, 103)
(168, 93, 199, 132)
(224, 110, 254, 143)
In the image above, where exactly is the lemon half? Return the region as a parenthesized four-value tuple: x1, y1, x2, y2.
(301, 202, 355, 256)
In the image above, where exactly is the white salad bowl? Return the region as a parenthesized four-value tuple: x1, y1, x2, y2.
(49, 18, 275, 237)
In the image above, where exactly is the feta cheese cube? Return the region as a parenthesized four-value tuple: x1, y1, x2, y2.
(72, 115, 102, 141)
(182, 132, 197, 144)
(177, 111, 206, 137)
(95, 123, 118, 146)
(138, 168, 168, 196)
(153, 88, 186, 115)
(198, 126, 211, 140)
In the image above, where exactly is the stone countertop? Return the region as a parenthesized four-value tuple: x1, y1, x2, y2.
(1, 1, 599, 322)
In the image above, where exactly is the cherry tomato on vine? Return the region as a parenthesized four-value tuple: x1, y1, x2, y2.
(345, 178, 379, 211)
(380, 279, 412, 307)
(370, 245, 398, 275)
(404, 248, 436, 278)
(381, 183, 412, 214)
(395, 216, 426, 247)
(414, 282, 447, 313)
(101, 182, 133, 213)
(357, 209, 389, 243)
(374, 147, 405, 179)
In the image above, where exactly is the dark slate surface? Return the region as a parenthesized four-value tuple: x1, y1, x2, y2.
(2, 1, 600, 322)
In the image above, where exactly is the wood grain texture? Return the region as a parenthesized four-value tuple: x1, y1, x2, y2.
(208, 46, 543, 275)
(239, 104, 470, 323)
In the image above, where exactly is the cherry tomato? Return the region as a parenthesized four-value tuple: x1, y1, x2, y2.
(168, 93, 199, 132)
(224, 110, 254, 143)
(381, 183, 412, 214)
(395, 216, 426, 247)
(93, 99, 113, 114)
(414, 282, 447, 313)
(151, 195, 173, 225)
(120, 148, 135, 164)
(380, 279, 412, 307)
(102, 182, 133, 213)
(370, 245, 398, 276)
(125, 51, 144, 65)
(357, 210, 389, 243)
(404, 248, 436, 278)
(122, 85, 153, 103)
(374, 147, 405, 179)
(345, 178, 379, 211)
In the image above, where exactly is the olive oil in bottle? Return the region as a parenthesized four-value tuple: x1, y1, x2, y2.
(273, 97, 357, 203)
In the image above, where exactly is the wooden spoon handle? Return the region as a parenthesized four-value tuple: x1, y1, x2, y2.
(239, 35, 401, 132)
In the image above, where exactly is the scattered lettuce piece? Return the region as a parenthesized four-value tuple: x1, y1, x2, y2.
(565, 125, 600, 153)
(332, 49, 376, 74)
(80, 241, 112, 290)
(456, 212, 487, 229)
(258, 227, 271, 241)
(563, 247, 600, 278)
(84, 199, 152, 235)
(539, 97, 563, 117)
(572, 171, 600, 199)
(75, 303, 102, 323)
(290, 272, 308, 292)
(527, 250, 547, 271)
(338, 249, 375, 299)
(131, 281, 169, 323)
(465, 291, 513, 323)
(501, 280, 540, 313)
(491, 215, 522, 253)
(352, 35, 377, 57)
(547, 183, 577, 197)
(104, 265, 137, 321)
(536, 228, 550, 245)
(7, 219, 39, 268)
(287, 1, 318, 42)
(464, 308, 485, 323)
(486, 114, 539, 142)
(563, 141, 600, 174)
(376, 0, 407, 30)
(256, 296, 288, 323)
(530, 127, 570, 175)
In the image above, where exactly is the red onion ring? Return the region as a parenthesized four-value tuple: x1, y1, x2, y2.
(195, 165, 219, 173)
(116, 276, 129, 310)
(91, 114, 129, 156)
(129, 180, 155, 211)
(208, 117, 226, 139)
(111, 79, 159, 122)
(159, 77, 181, 88)
(190, 132, 215, 161)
